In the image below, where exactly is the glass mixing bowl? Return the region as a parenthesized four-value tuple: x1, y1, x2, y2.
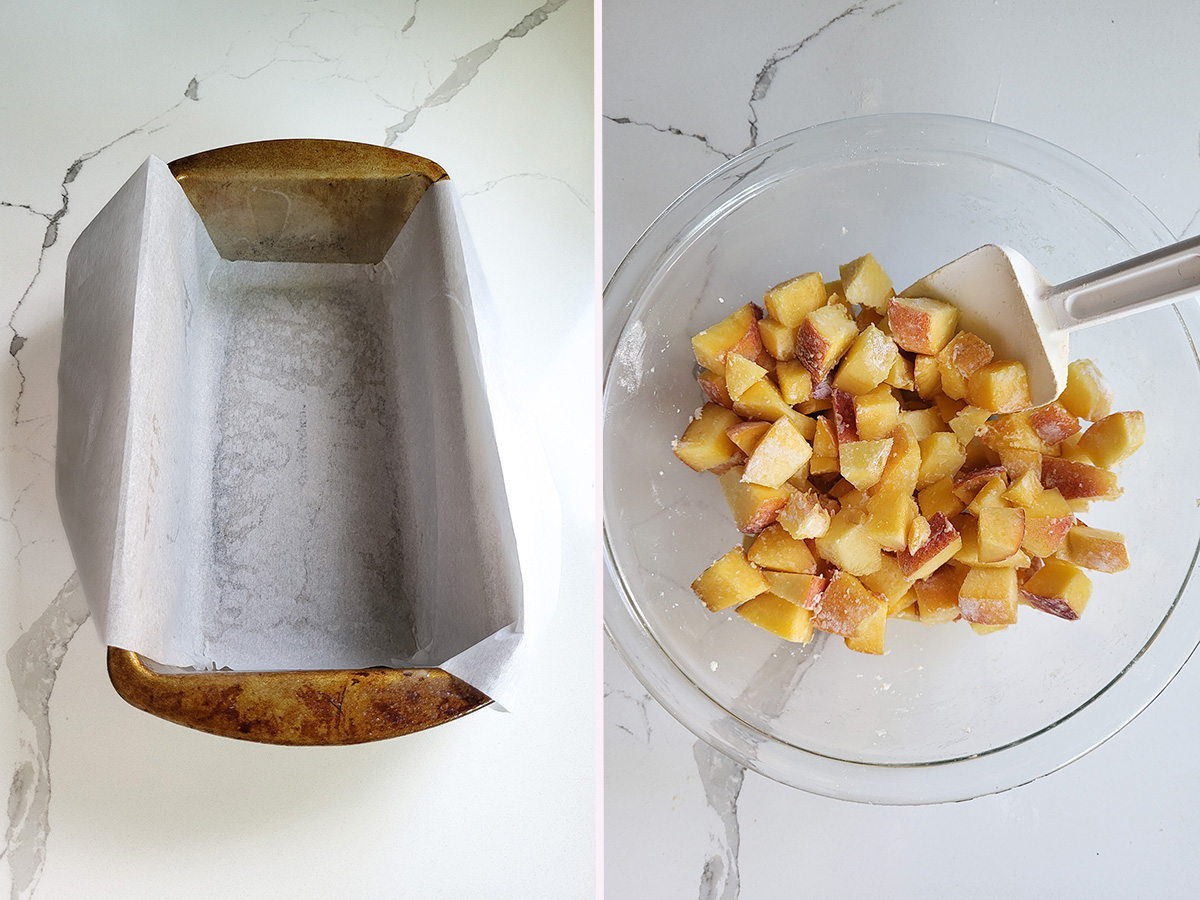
(603, 114, 1200, 804)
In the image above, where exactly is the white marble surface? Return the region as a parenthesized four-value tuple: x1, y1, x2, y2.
(1, 2, 594, 898)
(604, 1, 1200, 897)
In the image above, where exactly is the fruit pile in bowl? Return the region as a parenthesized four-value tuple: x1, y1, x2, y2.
(676, 252, 1143, 657)
(603, 114, 1200, 804)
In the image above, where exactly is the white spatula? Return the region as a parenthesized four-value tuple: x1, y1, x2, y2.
(900, 236, 1200, 406)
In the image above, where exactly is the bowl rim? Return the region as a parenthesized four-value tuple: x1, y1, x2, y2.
(602, 112, 1200, 804)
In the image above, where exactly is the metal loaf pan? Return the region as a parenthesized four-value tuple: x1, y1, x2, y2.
(106, 139, 493, 744)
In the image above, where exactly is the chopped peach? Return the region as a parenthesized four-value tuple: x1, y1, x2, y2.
(813, 508, 883, 577)
(812, 569, 885, 636)
(913, 354, 943, 399)
(966, 360, 1031, 413)
(1062, 525, 1130, 573)
(840, 253, 894, 312)
(726, 420, 771, 455)
(1040, 457, 1122, 501)
(832, 389, 859, 444)
(949, 405, 991, 446)
(742, 417, 813, 489)
(1077, 411, 1145, 468)
(863, 489, 916, 551)
(885, 353, 915, 391)
(861, 554, 915, 606)
(916, 432, 967, 489)
(691, 302, 764, 373)
(977, 506, 1026, 564)
(898, 407, 946, 441)
(853, 387, 901, 442)
(897, 511, 962, 581)
(978, 410, 1042, 455)
(1021, 514, 1075, 559)
(832, 324, 897, 395)
(965, 475, 1009, 516)
(673, 403, 745, 472)
(917, 475, 966, 520)
(756, 317, 798, 361)
(697, 369, 733, 408)
(764, 272, 827, 328)
(1021, 558, 1093, 620)
(1059, 358, 1112, 421)
(732, 378, 792, 423)
(776, 360, 814, 405)
(719, 466, 796, 534)
(692, 547, 769, 612)
(1028, 402, 1080, 447)
(839, 438, 894, 491)
(914, 562, 967, 624)
(762, 570, 827, 609)
(776, 490, 832, 540)
(746, 523, 818, 573)
(737, 593, 815, 642)
(796, 304, 858, 380)
(887, 296, 960, 355)
(958, 566, 1019, 626)
(844, 600, 887, 654)
(871, 423, 922, 497)
(725, 353, 768, 401)
(936, 332, 994, 400)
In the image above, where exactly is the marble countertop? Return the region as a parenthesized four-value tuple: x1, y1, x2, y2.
(1, 2, 594, 898)
(604, 1, 1200, 897)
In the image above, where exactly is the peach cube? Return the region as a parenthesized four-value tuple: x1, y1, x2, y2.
(844, 600, 887, 654)
(776, 360, 814, 405)
(838, 438, 894, 491)
(898, 511, 962, 581)
(757, 316, 799, 361)
(725, 352, 768, 401)
(1077, 411, 1145, 468)
(1040, 456, 1122, 501)
(966, 360, 1032, 413)
(673, 402, 745, 472)
(813, 508, 883, 576)
(1062, 525, 1130, 573)
(737, 593, 816, 642)
(742, 417, 814, 489)
(839, 253, 894, 312)
(691, 302, 764, 373)
(832, 324, 898, 395)
(762, 570, 827, 609)
(1059, 358, 1112, 421)
(692, 547, 769, 612)
(719, 466, 797, 534)
(1021, 558, 1093, 620)
(747, 523, 818, 573)
(914, 562, 967, 624)
(887, 296, 960, 355)
(796, 304, 859, 380)
(776, 490, 832, 540)
(764, 272, 827, 328)
(958, 566, 1019, 626)
(812, 570, 885, 636)
(936, 331, 994, 400)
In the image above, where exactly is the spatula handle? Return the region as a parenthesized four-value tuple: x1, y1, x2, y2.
(1047, 233, 1200, 331)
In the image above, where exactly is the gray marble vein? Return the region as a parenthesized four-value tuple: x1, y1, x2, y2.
(3, 574, 89, 900)
(402, 0, 421, 33)
(604, 685, 654, 743)
(747, 3, 867, 148)
(3, 83, 194, 423)
(603, 115, 734, 160)
(384, 0, 572, 145)
(694, 741, 745, 900)
(461, 172, 592, 210)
